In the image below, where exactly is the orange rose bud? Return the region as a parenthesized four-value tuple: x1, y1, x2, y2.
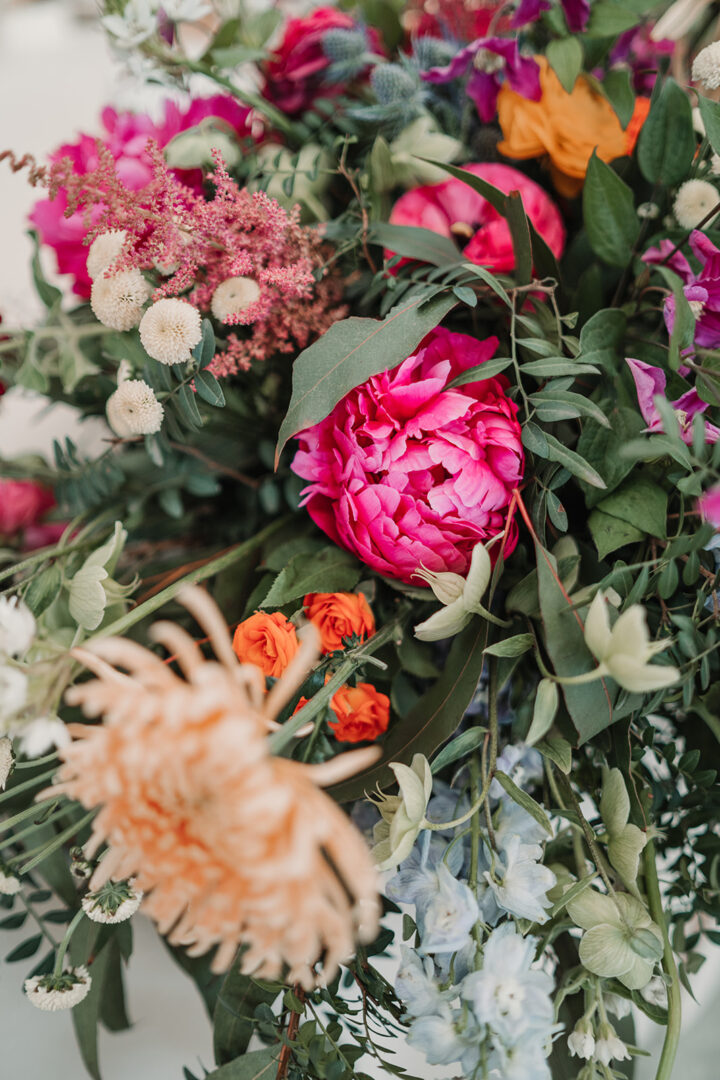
(329, 682, 390, 744)
(303, 592, 375, 654)
(497, 57, 650, 198)
(232, 611, 299, 678)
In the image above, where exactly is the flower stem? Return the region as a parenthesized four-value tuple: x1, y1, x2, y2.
(53, 908, 86, 978)
(644, 840, 682, 1080)
(555, 769, 617, 899)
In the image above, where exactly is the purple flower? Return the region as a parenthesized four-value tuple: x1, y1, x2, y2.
(560, 0, 590, 32)
(626, 358, 720, 444)
(644, 230, 720, 350)
(422, 37, 541, 123)
(609, 25, 675, 93)
(511, 0, 551, 28)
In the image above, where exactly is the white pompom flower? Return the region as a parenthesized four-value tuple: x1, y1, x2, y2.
(24, 967, 92, 1011)
(0, 737, 14, 790)
(0, 865, 22, 895)
(139, 298, 202, 364)
(211, 277, 261, 321)
(106, 379, 164, 438)
(86, 230, 128, 280)
(90, 269, 151, 331)
(0, 666, 28, 720)
(692, 41, 720, 90)
(673, 179, 719, 229)
(82, 879, 143, 924)
(0, 596, 36, 658)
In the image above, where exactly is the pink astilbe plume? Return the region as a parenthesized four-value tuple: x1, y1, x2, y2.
(45, 146, 345, 375)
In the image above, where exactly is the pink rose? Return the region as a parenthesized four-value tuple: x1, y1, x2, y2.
(291, 327, 524, 583)
(261, 6, 382, 116)
(389, 163, 565, 274)
(699, 486, 720, 529)
(0, 480, 56, 537)
(30, 96, 253, 298)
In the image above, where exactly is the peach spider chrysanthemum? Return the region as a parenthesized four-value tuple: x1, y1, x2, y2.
(48, 587, 381, 987)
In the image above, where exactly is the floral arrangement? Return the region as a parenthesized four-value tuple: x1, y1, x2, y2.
(2, 1, 720, 1077)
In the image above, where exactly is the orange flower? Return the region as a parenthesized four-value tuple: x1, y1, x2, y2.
(303, 592, 375, 654)
(329, 683, 390, 744)
(50, 588, 381, 987)
(232, 610, 299, 678)
(497, 58, 650, 198)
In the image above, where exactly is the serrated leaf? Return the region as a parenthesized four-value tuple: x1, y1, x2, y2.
(276, 292, 456, 464)
(493, 770, 552, 834)
(260, 548, 361, 608)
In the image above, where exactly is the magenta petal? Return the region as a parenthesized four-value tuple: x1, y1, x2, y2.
(507, 54, 542, 101)
(626, 358, 666, 429)
(511, 0, 551, 26)
(466, 70, 500, 124)
(560, 0, 590, 31)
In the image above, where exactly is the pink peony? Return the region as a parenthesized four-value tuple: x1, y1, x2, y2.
(389, 163, 565, 274)
(30, 96, 253, 298)
(0, 480, 56, 537)
(291, 327, 524, 583)
(699, 485, 720, 528)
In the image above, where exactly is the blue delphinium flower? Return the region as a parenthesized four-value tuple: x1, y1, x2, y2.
(491, 742, 544, 798)
(407, 1004, 484, 1075)
(484, 834, 556, 923)
(395, 946, 447, 1018)
(386, 829, 463, 907)
(417, 862, 479, 953)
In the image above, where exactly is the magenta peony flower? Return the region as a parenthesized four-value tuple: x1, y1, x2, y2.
(698, 485, 720, 527)
(291, 327, 524, 583)
(389, 163, 565, 275)
(0, 480, 56, 538)
(29, 96, 252, 299)
(643, 230, 720, 350)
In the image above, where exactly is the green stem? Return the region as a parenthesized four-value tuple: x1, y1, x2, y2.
(269, 617, 404, 753)
(174, 57, 297, 138)
(53, 909, 86, 978)
(555, 769, 617, 899)
(0, 766, 58, 808)
(644, 841, 682, 1080)
(0, 534, 106, 586)
(17, 891, 59, 949)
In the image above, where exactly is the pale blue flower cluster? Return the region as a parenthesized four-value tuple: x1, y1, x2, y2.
(387, 781, 558, 1078)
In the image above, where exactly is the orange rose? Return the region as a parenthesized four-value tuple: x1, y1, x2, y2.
(329, 682, 390, 744)
(232, 611, 299, 678)
(303, 592, 375, 654)
(497, 58, 650, 198)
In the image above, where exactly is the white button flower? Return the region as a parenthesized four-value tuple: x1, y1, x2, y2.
(139, 298, 202, 365)
(82, 879, 143, 924)
(106, 377, 164, 438)
(583, 592, 680, 693)
(370, 754, 432, 871)
(0, 596, 36, 658)
(86, 230, 128, 281)
(15, 715, 71, 759)
(0, 866, 22, 895)
(24, 967, 92, 1011)
(413, 543, 492, 641)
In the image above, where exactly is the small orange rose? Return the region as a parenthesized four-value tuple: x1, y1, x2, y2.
(329, 682, 390, 744)
(303, 592, 375, 654)
(497, 58, 649, 198)
(232, 611, 299, 678)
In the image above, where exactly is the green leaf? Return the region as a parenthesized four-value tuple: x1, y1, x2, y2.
(330, 620, 487, 801)
(575, 408, 645, 506)
(5, 934, 42, 962)
(99, 938, 131, 1032)
(629, 926, 664, 961)
(177, 383, 204, 428)
(546, 37, 583, 94)
(430, 726, 487, 774)
(602, 68, 636, 129)
(525, 678, 559, 746)
(530, 389, 610, 427)
(583, 152, 639, 267)
(579, 308, 627, 371)
(593, 475, 668, 539)
(211, 44, 268, 66)
(192, 318, 216, 369)
(260, 547, 361, 608)
(637, 78, 695, 186)
(276, 291, 456, 464)
(484, 633, 534, 658)
(461, 263, 512, 307)
(205, 1046, 282, 1080)
(585, 2, 641, 36)
(445, 356, 513, 387)
(195, 370, 226, 407)
(493, 770, 552, 835)
(520, 357, 600, 377)
(542, 432, 607, 489)
(588, 509, 645, 558)
(697, 94, 720, 158)
(70, 920, 107, 1080)
(213, 964, 280, 1065)
(537, 735, 573, 774)
(505, 190, 533, 285)
(28, 230, 62, 309)
(23, 564, 62, 617)
(369, 222, 461, 266)
(535, 542, 615, 742)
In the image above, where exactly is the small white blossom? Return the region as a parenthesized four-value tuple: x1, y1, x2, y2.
(139, 298, 202, 365)
(0, 596, 36, 658)
(593, 1021, 631, 1066)
(106, 379, 164, 438)
(86, 230, 128, 281)
(413, 543, 491, 641)
(82, 880, 143, 924)
(693, 41, 720, 90)
(0, 737, 14, 789)
(641, 974, 668, 1007)
(91, 269, 151, 331)
(0, 667, 28, 720)
(583, 591, 680, 693)
(0, 867, 22, 895)
(25, 967, 92, 1011)
(568, 1019, 595, 1060)
(211, 277, 261, 322)
(102, 0, 158, 48)
(673, 179, 719, 230)
(637, 202, 660, 220)
(15, 716, 70, 759)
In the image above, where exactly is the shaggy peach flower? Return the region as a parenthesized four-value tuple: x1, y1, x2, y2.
(329, 683, 390, 744)
(497, 58, 650, 197)
(232, 611, 299, 678)
(48, 588, 381, 986)
(303, 593, 375, 654)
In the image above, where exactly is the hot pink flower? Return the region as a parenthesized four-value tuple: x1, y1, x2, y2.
(29, 96, 253, 298)
(643, 230, 720, 350)
(626, 357, 720, 444)
(0, 480, 55, 537)
(389, 163, 565, 275)
(698, 485, 720, 528)
(291, 327, 524, 583)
